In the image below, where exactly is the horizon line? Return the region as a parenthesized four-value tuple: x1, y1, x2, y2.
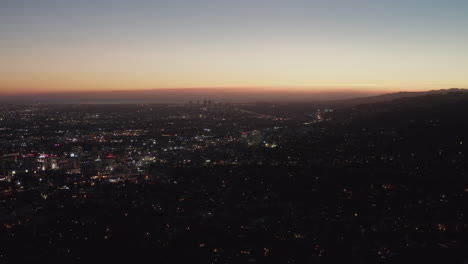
(1, 86, 461, 97)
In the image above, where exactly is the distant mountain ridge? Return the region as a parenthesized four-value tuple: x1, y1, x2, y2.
(0, 88, 380, 104)
(0, 88, 466, 104)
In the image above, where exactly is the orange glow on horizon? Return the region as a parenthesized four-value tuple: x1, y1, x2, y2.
(1, 1, 467, 98)
(0, 84, 465, 97)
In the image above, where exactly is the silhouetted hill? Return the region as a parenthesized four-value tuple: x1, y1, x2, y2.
(329, 91, 468, 179)
(335, 88, 468, 106)
(347, 90, 468, 124)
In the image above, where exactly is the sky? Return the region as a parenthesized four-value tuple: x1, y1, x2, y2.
(0, 0, 468, 95)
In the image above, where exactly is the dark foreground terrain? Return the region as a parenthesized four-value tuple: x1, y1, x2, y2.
(1, 91, 468, 263)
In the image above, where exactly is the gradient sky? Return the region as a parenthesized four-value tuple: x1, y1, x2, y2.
(1, 0, 468, 95)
